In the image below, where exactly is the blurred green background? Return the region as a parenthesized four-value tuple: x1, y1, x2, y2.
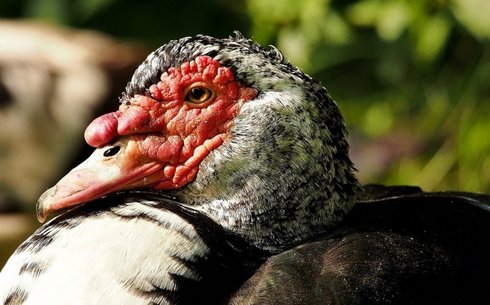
(1, 0, 489, 192)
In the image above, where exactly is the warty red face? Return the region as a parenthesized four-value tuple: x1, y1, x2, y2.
(37, 55, 257, 222)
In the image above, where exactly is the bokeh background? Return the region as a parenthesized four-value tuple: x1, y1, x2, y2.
(0, 0, 489, 264)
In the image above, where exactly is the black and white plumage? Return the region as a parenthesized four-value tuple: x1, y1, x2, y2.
(1, 33, 490, 305)
(1, 192, 268, 305)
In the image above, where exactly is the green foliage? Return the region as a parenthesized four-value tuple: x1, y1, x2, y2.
(1, 0, 489, 191)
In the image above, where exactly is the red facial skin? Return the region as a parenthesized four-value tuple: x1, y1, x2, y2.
(36, 56, 257, 222)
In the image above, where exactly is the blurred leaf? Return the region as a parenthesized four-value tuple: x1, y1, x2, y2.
(75, 0, 118, 21)
(411, 140, 456, 190)
(24, 0, 69, 23)
(346, 0, 381, 27)
(376, 0, 411, 40)
(452, 0, 490, 39)
(278, 28, 312, 68)
(363, 102, 394, 137)
(321, 10, 352, 44)
(413, 13, 451, 64)
(348, 0, 411, 41)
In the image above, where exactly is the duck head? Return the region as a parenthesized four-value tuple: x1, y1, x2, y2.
(37, 33, 360, 252)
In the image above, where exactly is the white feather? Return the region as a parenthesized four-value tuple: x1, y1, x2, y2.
(0, 204, 208, 305)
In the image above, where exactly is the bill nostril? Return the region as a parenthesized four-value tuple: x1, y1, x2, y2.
(103, 145, 121, 157)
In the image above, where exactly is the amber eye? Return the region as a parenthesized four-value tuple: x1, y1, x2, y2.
(185, 85, 214, 104)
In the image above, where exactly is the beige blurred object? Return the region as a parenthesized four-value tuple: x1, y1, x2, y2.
(0, 20, 148, 209)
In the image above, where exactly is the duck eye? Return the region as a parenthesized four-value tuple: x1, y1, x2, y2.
(185, 86, 214, 104)
(103, 145, 120, 157)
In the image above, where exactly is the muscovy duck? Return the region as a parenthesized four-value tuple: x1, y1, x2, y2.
(1, 33, 490, 305)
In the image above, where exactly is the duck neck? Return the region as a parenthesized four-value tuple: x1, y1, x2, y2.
(177, 89, 360, 253)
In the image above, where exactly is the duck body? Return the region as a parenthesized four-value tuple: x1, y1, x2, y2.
(1, 33, 490, 304)
(231, 186, 490, 305)
(2, 186, 489, 305)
